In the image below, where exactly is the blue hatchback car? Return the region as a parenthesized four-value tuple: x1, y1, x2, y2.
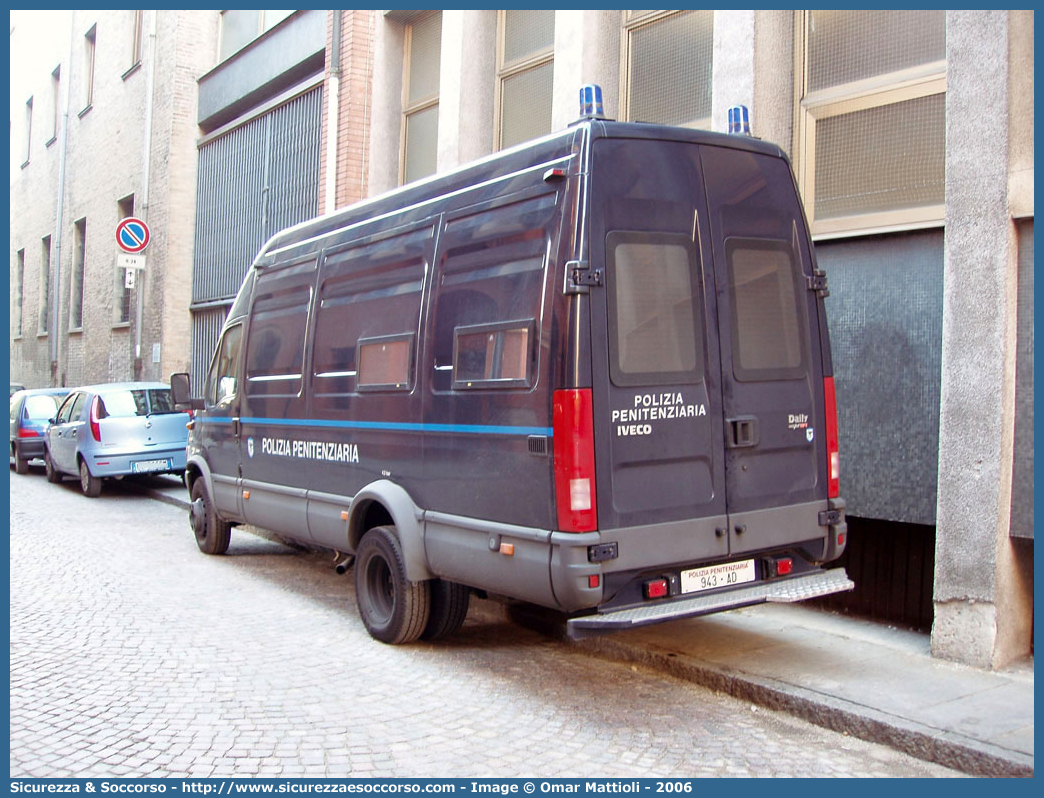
(44, 381, 189, 497)
(10, 388, 69, 474)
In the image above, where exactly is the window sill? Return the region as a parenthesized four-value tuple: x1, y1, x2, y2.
(112, 322, 131, 331)
(20, 160, 30, 170)
(37, 331, 49, 339)
(78, 104, 92, 120)
(68, 327, 84, 336)
(122, 62, 141, 81)
(46, 136, 57, 148)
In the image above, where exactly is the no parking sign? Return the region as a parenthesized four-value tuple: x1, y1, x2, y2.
(116, 217, 150, 253)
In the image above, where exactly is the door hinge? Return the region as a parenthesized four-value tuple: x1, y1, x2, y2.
(806, 270, 830, 298)
(565, 260, 602, 294)
(819, 509, 842, 526)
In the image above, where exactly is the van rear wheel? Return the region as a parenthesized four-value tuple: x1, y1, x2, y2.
(355, 526, 430, 644)
(190, 479, 231, 555)
(422, 579, 470, 640)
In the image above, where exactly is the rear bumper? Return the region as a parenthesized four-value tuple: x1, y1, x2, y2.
(13, 437, 47, 459)
(565, 567, 854, 639)
(88, 447, 187, 477)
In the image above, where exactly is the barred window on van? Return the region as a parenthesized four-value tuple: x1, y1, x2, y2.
(607, 232, 703, 387)
(453, 321, 532, 389)
(357, 335, 413, 391)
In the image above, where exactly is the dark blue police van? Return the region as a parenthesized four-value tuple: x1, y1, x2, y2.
(172, 86, 852, 644)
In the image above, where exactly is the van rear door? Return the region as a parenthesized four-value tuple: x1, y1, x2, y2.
(700, 145, 826, 555)
(588, 135, 826, 561)
(587, 137, 729, 563)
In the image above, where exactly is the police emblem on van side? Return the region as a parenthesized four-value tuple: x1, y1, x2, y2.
(247, 437, 255, 458)
(806, 428, 815, 442)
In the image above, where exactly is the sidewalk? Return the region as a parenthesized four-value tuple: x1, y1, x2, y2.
(137, 475, 1033, 777)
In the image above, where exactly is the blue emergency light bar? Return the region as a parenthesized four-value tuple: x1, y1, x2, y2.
(728, 105, 751, 136)
(579, 84, 605, 120)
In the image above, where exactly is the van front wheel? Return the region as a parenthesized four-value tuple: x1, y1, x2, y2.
(355, 526, 430, 644)
(190, 479, 231, 555)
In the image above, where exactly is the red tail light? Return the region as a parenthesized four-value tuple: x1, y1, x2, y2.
(89, 395, 102, 443)
(17, 428, 40, 438)
(824, 376, 839, 498)
(552, 389, 598, 533)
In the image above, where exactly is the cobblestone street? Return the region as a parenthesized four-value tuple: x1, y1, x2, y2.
(9, 470, 962, 778)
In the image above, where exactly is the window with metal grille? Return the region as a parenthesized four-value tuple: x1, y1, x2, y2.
(623, 11, 713, 129)
(798, 10, 946, 237)
(402, 12, 441, 184)
(14, 250, 25, 338)
(83, 25, 96, 111)
(497, 9, 554, 150)
(70, 219, 86, 330)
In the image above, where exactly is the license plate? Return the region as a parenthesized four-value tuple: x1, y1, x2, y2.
(132, 459, 171, 473)
(680, 559, 756, 595)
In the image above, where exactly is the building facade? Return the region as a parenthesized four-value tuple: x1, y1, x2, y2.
(10, 10, 1033, 669)
(10, 10, 219, 388)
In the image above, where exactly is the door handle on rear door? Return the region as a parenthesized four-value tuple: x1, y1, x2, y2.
(726, 417, 759, 448)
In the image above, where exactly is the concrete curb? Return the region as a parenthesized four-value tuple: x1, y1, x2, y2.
(570, 635, 1033, 778)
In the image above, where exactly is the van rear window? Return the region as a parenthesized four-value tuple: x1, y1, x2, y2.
(607, 232, 703, 387)
(726, 238, 805, 381)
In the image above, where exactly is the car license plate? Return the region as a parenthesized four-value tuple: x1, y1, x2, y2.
(680, 559, 756, 595)
(132, 458, 171, 473)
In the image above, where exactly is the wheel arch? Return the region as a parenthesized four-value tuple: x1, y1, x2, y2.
(348, 480, 431, 581)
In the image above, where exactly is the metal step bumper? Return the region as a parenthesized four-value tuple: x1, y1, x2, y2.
(566, 567, 854, 640)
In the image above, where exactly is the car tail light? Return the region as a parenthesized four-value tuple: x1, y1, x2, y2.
(824, 376, 840, 499)
(17, 428, 40, 438)
(552, 389, 597, 533)
(89, 395, 102, 443)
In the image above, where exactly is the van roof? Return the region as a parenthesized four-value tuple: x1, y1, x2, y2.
(257, 119, 788, 264)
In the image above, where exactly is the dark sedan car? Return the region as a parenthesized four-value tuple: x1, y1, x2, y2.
(10, 388, 69, 474)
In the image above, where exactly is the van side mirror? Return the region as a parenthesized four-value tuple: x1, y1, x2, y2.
(170, 372, 204, 411)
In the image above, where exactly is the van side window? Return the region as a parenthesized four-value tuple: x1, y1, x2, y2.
(357, 334, 413, 390)
(244, 286, 311, 397)
(607, 232, 703, 387)
(313, 228, 428, 397)
(453, 320, 533, 388)
(726, 238, 805, 381)
(433, 192, 555, 391)
(206, 324, 243, 406)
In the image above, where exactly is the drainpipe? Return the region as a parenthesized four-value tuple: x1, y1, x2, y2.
(134, 9, 158, 378)
(51, 17, 75, 385)
(324, 9, 343, 214)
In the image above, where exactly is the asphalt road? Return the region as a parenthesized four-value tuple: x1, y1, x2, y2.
(9, 466, 962, 778)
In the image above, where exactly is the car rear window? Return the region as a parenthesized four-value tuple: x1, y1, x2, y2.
(24, 395, 60, 419)
(98, 389, 177, 418)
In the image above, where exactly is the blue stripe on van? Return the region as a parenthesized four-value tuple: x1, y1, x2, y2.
(203, 416, 553, 437)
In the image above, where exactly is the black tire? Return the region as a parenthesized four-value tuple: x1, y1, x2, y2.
(421, 579, 470, 640)
(354, 526, 430, 644)
(79, 459, 102, 498)
(14, 443, 29, 475)
(190, 479, 231, 555)
(45, 450, 62, 483)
